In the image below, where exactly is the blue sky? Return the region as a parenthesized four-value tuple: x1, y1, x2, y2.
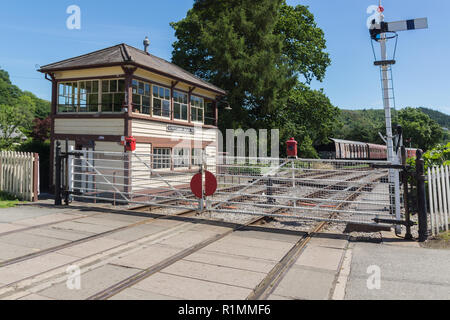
(0, 0, 448, 115)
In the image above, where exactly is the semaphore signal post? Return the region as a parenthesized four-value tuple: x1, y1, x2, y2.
(368, 1, 428, 231)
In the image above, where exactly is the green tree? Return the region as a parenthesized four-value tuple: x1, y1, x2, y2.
(274, 4, 330, 84)
(395, 107, 444, 151)
(266, 84, 339, 158)
(0, 96, 35, 149)
(0, 69, 22, 106)
(171, 1, 332, 132)
(0, 67, 50, 120)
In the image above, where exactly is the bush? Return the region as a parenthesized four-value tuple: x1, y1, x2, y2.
(423, 142, 450, 168)
(407, 142, 450, 172)
(298, 136, 319, 159)
(16, 139, 51, 191)
(0, 191, 19, 208)
(406, 143, 450, 214)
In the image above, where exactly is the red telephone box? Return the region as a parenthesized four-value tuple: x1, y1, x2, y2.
(286, 137, 298, 158)
(123, 136, 136, 152)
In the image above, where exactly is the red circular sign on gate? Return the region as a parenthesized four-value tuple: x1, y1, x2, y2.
(190, 171, 218, 198)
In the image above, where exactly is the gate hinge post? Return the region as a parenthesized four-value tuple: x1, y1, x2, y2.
(415, 150, 429, 242)
(54, 141, 62, 206)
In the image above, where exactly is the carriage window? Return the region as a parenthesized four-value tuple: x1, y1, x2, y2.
(153, 85, 171, 118)
(153, 148, 171, 169)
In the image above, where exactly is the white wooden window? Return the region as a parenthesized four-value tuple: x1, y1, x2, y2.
(58, 82, 78, 113)
(58, 81, 100, 113)
(132, 80, 151, 115)
(173, 91, 188, 121)
(153, 85, 171, 118)
(174, 148, 190, 168)
(153, 148, 171, 169)
(192, 148, 203, 166)
(101, 79, 125, 113)
(79, 81, 99, 112)
(190, 95, 204, 123)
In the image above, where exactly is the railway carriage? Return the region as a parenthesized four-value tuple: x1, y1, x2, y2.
(317, 138, 417, 161)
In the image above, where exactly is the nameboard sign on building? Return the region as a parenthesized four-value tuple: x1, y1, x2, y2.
(167, 125, 195, 135)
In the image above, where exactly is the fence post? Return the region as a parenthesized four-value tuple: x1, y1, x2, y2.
(428, 167, 436, 236)
(291, 159, 295, 188)
(33, 153, 39, 202)
(445, 166, 450, 230)
(416, 149, 428, 242)
(401, 146, 412, 240)
(440, 166, 449, 232)
(55, 142, 62, 206)
(64, 139, 70, 206)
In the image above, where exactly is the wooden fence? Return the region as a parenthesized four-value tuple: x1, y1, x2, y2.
(428, 165, 450, 235)
(0, 151, 39, 202)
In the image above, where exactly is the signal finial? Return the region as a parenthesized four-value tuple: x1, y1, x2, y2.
(378, 0, 384, 13)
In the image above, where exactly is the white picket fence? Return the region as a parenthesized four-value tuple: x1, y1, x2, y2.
(428, 165, 450, 235)
(0, 151, 39, 202)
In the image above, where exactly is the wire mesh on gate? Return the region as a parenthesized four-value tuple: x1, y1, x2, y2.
(68, 150, 203, 210)
(210, 156, 404, 226)
(66, 150, 405, 226)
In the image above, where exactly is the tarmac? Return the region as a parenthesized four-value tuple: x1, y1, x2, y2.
(344, 232, 450, 300)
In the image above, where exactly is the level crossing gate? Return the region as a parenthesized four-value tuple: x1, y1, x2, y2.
(55, 146, 411, 230)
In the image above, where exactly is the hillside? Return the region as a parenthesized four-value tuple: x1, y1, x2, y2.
(418, 107, 450, 129)
(0, 68, 50, 119)
(333, 107, 449, 148)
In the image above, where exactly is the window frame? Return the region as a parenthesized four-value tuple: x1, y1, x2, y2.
(173, 90, 188, 122)
(100, 79, 126, 113)
(190, 95, 204, 124)
(191, 148, 203, 167)
(153, 147, 172, 170)
(57, 78, 125, 114)
(132, 79, 152, 115)
(173, 147, 190, 169)
(152, 85, 171, 119)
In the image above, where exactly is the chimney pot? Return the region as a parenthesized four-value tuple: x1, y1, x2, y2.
(143, 36, 150, 53)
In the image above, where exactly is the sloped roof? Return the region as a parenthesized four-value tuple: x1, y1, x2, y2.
(39, 43, 226, 95)
(330, 138, 368, 146)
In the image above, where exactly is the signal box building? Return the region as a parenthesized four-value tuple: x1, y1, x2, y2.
(39, 43, 226, 189)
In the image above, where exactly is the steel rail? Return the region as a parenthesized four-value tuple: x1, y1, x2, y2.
(246, 173, 389, 300)
(86, 171, 387, 300)
(86, 215, 269, 300)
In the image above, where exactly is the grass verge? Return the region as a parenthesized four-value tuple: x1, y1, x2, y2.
(0, 191, 20, 208)
(422, 230, 450, 249)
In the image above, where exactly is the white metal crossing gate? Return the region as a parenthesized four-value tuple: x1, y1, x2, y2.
(207, 156, 407, 227)
(66, 149, 200, 212)
(59, 149, 408, 228)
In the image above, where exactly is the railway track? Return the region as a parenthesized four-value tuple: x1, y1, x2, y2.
(0, 169, 388, 300)
(246, 172, 388, 300)
(0, 180, 293, 270)
(84, 171, 385, 300)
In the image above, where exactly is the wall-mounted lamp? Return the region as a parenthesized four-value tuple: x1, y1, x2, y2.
(217, 96, 232, 111)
